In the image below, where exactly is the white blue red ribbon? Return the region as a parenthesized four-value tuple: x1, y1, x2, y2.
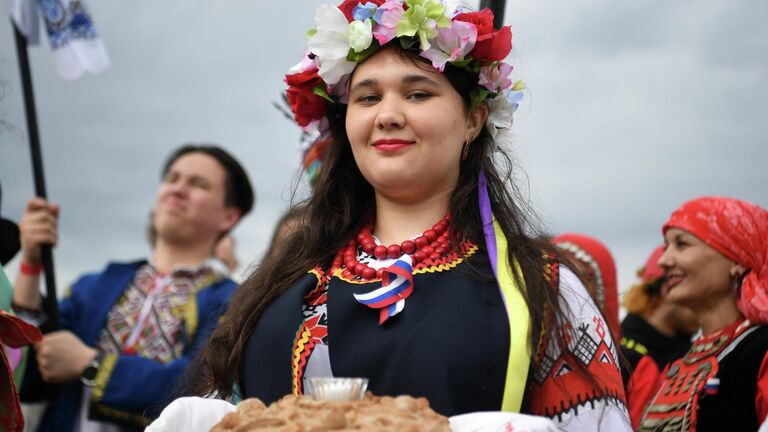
(704, 377, 720, 395)
(353, 255, 414, 324)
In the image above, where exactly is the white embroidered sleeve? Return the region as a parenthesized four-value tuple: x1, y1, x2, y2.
(533, 266, 631, 432)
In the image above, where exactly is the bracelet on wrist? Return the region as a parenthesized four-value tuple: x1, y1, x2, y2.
(81, 352, 105, 388)
(20, 262, 43, 276)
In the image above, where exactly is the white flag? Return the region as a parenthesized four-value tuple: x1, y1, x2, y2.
(5, 0, 40, 43)
(6, 0, 110, 80)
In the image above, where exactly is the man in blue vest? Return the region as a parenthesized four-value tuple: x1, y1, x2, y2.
(12, 144, 254, 431)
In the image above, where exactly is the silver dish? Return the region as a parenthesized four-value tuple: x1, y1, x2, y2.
(305, 377, 369, 402)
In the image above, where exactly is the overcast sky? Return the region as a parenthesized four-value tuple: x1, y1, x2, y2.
(1, 0, 766, 298)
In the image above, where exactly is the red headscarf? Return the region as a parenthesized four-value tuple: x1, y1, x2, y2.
(640, 245, 665, 284)
(552, 233, 620, 340)
(663, 197, 768, 324)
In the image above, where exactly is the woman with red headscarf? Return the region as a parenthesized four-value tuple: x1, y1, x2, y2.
(639, 197, 768, 431)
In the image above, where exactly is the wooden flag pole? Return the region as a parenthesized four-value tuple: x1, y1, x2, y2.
(12, 21, 60, 330)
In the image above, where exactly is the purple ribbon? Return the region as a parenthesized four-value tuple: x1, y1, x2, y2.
(478, 169, 498, 279)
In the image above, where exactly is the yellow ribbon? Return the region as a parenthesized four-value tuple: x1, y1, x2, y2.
(494, 219, 531, 412)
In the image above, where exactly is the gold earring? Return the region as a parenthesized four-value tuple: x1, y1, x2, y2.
(731, 263, 746, 279)
(461, 140, 470, 160)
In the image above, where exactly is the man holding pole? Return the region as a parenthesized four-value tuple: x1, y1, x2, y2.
(12, 144, 254, 431)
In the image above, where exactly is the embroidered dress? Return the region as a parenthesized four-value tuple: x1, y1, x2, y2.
(294, 240, 474, 394)
(23, 260, 238, 432)
(96, 263, 218, 362)
(244, 243, 629, 431)
(620, 312, 692, 428)
(639, 319, 768, 431)
(76, 263, 221, 432)
(526, 267, 628, 430)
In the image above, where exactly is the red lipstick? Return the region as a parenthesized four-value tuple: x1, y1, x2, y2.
(666, 274, 685, 289)
(372, 139, 414, 152)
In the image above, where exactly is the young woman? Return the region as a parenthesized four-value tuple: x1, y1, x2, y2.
(639, 197, 768, 431)
(190, 1, 628, 430)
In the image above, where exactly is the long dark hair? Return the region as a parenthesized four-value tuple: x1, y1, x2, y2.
(187, 46, 572, 398)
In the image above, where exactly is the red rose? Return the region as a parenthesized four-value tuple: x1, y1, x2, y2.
(454, 8, 495, 36)
(285, 69, 328, 127)
(470, 26, 512, 62)
(337, 0, 386, 22)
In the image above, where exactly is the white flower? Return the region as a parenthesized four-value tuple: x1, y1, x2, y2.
(485, 94, 515, 142)
(348, 19, 373, 53)
(307, 4, 357, 85)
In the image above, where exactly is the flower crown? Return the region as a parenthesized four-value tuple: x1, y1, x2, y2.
(286, 0, 525, 183)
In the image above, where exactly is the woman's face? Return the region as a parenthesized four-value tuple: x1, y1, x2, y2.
(345, 47, 487, 202)
(659, 228, 738, 313)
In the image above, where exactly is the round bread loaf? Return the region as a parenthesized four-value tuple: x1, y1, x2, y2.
(210, 393, 450, 431)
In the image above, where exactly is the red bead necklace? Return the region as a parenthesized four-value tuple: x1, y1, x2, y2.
(333, 215, 451, 281)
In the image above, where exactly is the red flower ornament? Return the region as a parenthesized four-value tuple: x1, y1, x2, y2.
(285, 68, 328, 127)
(455, 9, 512, 62)
(455, 8, 495, 36)
(472, 26, 512, 62)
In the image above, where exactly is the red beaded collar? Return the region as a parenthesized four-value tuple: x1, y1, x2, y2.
(333, 215, 452, 281)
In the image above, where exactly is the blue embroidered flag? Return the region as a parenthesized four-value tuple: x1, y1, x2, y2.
(6, 0, 110, 79)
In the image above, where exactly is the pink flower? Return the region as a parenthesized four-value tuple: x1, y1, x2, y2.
(372, 0, 405, 45)
(328, 73, 351, 104)
(288, 50, 319, 74)
(419, 20, 477, 72)
(478, 62, 513, 93)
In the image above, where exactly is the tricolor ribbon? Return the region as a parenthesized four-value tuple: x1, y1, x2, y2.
(704, 378, 720, 395)
(353, 255, 414, 324)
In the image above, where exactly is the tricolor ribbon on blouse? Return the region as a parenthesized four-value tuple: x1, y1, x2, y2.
(705, 378, 720, 395)
(353, 255, 414, 324)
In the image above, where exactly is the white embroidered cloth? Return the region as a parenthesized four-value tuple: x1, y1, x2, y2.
(146, 397, 559, 432)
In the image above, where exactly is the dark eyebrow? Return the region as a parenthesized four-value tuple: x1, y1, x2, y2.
(188, 174, 211, 185)
(349, 74, 441, 95)
(402, 74, 440, 87)
(349, 78, 377, 95)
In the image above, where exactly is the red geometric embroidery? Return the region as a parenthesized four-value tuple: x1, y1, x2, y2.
(593, 316, 606, 340)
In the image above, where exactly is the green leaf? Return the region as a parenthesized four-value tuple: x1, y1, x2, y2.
(346, 41, 380, 63)
(313, 86, 335, 104)
(469, 87, 490, 111)
(451, 59, 473, 68)
(306, 28, 317, 39)
(399, 37, 419, 51)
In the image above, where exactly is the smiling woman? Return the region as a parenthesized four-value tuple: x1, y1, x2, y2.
(345, 46, 487, 205)
(182, 1, 630, 430)
(639, 196, 768, 431)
